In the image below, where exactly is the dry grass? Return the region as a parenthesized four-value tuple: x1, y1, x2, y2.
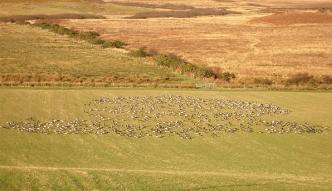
(1, 0, 332, 88)
(106, 0, 332, 15)
(127, 8, 237, 19)
(59, 15, 332, 87)
(252, 12, 332, 25)
(109, 1, 195, 10)
(248, 0, 332, 9)
(0, 14, 105, 23)
(104, 0, 225, 9)
(0, 0, 151, 17)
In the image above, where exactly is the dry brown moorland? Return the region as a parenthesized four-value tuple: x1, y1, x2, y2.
(56, 0, 332, 87)
(0, 0, 331, 87)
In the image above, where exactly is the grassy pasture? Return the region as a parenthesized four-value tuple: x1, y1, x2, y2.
(0, 24, 195, 87)
(0, 1, 331, 190)
(0, 88, 331, 190)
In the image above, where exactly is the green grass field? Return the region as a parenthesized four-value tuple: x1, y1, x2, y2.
(0, 24, 195, 87)
(0, 1, 331, 190)
(0, 88, 331, 190)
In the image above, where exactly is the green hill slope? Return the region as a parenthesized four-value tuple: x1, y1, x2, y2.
(0, 24, 195, 87)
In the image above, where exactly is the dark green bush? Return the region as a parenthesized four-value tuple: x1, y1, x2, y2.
(156, 54, 184, 68)
(34, 22, 51, 29)
(109, 40, 127, 48)
(101, 40, 127, 49)
(318, 8, 332, 13)
(253, 78, 273, 85)
(0, 14, 105, 23)
(33, 22, 126, 49)
(89, 38, 106, 45)
(100, 41, 113, 48)
(321, 75, 332, 84)
(147, 49, 159, 56)
(219, 72, 236, 82)
(34, 23, 79, 37)
(286, 73, 314, 85)
(128, 48, 149, 57)
(155, 54, 217, 79)
(78, 31, 100, 40)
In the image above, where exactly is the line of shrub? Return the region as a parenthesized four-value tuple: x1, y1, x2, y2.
(0, 14, 105, 24)
(32, 22, 235, 82)
(154, 54, 236, 80)
(128, 47, 150, 57)
(33, 22, 126, 49)
(218, 72, 236, 82)
(155, 54, 217, 79)
(127, 8, 238, 19)
(318, 8, 332, 13)
(110, 2, 195, 10)
(284, 73, 332, 86)
(0, 73, 196, 88)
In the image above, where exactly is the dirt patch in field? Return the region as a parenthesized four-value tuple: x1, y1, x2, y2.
(252, 12, 332, 25)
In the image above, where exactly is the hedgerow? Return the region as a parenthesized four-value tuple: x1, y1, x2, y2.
(155, 54, 219, 79)
(33, 22, 126, 49)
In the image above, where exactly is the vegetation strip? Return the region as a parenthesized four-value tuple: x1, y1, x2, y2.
(127, 8, 238, 19)
(0, 166, 329, 182)
(109, 2, 195, 10)
(0, 14, 105, 23)
(30, 22, 234, 81)
(33, 22, 126, 49)
(154, 54, 235, 80)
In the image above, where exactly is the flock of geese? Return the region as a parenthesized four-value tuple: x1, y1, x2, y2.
(1, 96, 328, 139)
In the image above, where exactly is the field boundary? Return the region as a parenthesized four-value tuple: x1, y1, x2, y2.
(0, 165, 330, 183)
